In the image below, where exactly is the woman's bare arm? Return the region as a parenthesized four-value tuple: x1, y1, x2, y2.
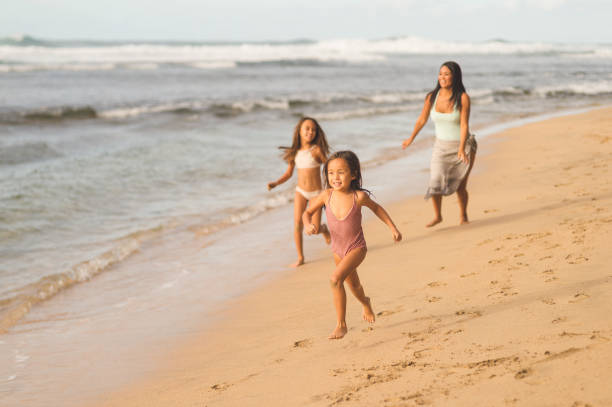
(402, 94, 432, 149)
(458, 93, 471, 163)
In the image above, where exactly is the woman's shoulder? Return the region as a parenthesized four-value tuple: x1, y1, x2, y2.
(461, 92, 470, 103)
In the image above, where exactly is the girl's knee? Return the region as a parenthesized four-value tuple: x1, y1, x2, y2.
(329, 275, 343, 288)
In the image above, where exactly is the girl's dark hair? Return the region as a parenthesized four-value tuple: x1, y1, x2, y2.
(279, 117, 330, 164)
(426, 61, 466, 112)
(323, 150, 371, 195)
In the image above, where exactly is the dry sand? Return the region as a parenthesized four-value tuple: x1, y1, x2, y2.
(95, 107, 612, 407)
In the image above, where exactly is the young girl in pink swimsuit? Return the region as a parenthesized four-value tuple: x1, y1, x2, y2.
(267, 117, 331, 267)
(303, 151, 402, 339)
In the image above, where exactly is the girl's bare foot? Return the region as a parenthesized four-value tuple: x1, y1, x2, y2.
(290, 258, 305, 268)
(329, 324, 347, 339)
(363, 297, 375, 323)
(426, 217, 442, 227)
(320, 224, 331, 245)
(460, 216, 469, 225)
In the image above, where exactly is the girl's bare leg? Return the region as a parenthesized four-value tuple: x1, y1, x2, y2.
(291, 192, 308, 267)
(310, 203, 331, 244)
(346, 271, 375, 323)
(329, 248, 367, 339)
(427, 194, 443, 227)
(457, 149, 476, 224)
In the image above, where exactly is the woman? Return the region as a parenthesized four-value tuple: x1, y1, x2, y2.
(402, 61, 477, 227)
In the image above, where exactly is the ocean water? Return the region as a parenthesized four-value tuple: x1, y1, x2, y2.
(1, 34, 611, 405)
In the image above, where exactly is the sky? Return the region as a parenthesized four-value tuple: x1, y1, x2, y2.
(1, 0, 611, 43)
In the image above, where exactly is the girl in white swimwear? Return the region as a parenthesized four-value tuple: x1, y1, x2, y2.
(267, 117, 332, 267)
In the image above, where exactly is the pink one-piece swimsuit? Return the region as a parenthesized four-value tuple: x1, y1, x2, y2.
(325, 191, 367, 259)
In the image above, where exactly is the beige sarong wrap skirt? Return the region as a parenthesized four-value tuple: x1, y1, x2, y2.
(425, 134, 477, 200)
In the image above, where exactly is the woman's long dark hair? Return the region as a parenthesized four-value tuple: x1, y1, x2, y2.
(323, 151, 371, 195)
(427, 61, 466, 112)
(279, 116, 329, 164)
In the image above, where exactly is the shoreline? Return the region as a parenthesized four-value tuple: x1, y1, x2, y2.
(92, 106, 612, 406)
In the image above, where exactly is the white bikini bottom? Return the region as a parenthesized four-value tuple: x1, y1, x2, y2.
(296, 186, 321, 200)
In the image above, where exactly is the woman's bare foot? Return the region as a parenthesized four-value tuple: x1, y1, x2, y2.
(363, 297, 375, 323)
(320, 224, 331, 245)
(426, 217, 442, 228)
(290, 258, 305, 268)
(329, 324, 348, 339)
(460, 216, 470, 225)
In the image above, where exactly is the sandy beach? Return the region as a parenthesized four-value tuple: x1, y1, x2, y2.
(94, 107, 612, 407)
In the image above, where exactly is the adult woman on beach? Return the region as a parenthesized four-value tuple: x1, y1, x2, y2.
(402, 61, 477, 227)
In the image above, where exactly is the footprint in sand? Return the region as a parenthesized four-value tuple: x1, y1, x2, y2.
(569, 292, 590, 303)
(571, 402, 594, 407)
(514, 368, 532, 379)
(552, 316, 567, 324)
(331, 368, 347, 376)
(362, 326, 375, 333)
(413, 348, 432, 359)
(210, 382, 232, 391)
(455, 310, 483, 318)
(427, 281, 446, 288)
(541, 298, 556, 305)
(427, 296, 442, 303)
(566, 254, 589, 264)
(377, 309, 400, 317)
(293, 338, 313, 348)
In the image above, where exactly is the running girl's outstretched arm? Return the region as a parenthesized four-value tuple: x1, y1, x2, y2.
(267, 162, 295, 190)
(402, 94, 433, 149)
(357, 191, 402, 241)
(303, 190, 328, 235)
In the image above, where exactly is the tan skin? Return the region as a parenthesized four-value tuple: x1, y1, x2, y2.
(303, 157, 401, 339)
(402, 65, 476, 227)
(267, 119, 331, 267)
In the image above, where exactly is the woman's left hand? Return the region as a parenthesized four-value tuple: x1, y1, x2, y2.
(458, 149, 468, 164)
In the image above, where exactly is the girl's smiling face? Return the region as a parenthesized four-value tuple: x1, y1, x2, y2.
(438, 65, 453, 89)
(327, 158, 355, 191)
(299, 119, 317, 145)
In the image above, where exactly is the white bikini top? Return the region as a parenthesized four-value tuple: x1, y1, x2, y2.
(295, 147, 319, 169)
